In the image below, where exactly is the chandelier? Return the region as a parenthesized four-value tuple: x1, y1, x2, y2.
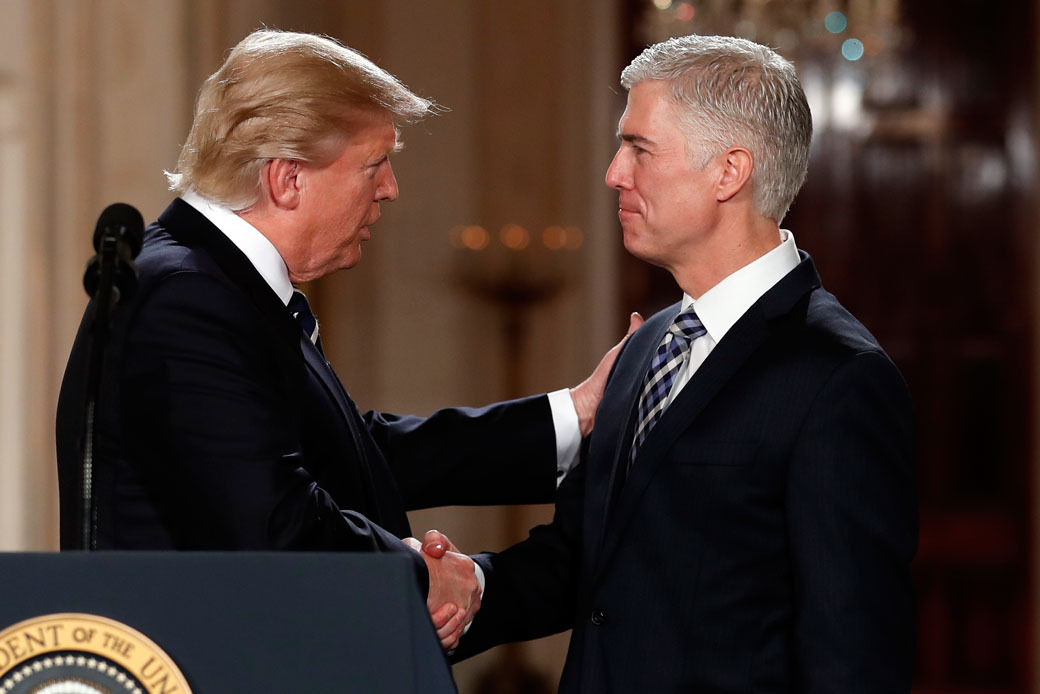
(639, 0, 907, 63)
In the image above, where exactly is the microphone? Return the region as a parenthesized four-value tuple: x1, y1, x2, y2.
(92, 202, 144, 256)
(83, 203, 145, 303)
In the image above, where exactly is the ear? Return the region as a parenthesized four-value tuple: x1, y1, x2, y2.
(263, 158, 302, 210)
(715, 147, 754, 203)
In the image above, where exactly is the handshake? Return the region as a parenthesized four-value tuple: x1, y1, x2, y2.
(398, 313, 646, 651)
(403, 529, 477, 651)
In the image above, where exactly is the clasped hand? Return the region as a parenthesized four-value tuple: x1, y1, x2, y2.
(402, 529, 477, 651)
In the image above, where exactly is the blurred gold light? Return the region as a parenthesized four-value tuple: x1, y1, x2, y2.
(564, 226, 584, 250)
(501, 224, 530, 251)
(543, 225, 567, 250)
(449, 225, 465, 248)
(652, 0, 672, 9)
(461, 225, 490, 251)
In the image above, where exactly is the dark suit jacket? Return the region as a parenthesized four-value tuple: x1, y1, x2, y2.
(56, 199, 557, 588)
(455, 255, 917, 693)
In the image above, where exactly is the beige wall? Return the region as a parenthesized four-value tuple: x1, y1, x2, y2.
(0, 0, 193, 550)
(0, 0, 621, 688)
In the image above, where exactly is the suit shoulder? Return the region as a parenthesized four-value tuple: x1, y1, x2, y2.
(802, 288, 887, 360)
(770, 287, 906, 395)
(136, 221, 224, 284)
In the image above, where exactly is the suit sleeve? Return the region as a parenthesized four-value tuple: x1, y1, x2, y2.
(449, 438, 588, 661)
(450, 335, 640, 659)
(787, 351, 917, 692)
(363, 396, 558, 510)
(120, 271, 427, 579)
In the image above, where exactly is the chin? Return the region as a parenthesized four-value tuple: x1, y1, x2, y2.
(622, 229, 649, 258)
(339, 249, 363, 271)
(623, 234, 666, 269)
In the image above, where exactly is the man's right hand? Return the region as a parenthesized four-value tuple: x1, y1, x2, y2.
(570, 312, 644, 436)
(403, 531, 479, 650)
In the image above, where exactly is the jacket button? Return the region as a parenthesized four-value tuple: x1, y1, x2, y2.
(590, 610, 606, 626)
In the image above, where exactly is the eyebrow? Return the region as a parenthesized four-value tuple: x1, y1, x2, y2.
(618, 131, 656, 148)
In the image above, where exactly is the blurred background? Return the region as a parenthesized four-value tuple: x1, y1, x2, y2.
(0, 0, 1031, 691)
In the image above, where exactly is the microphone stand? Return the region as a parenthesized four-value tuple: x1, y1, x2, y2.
(80, 234, 120, 551)
(77, 203, 143, 551)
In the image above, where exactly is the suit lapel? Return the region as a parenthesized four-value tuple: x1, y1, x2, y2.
(583, 304, 679, 573)
(158, 199, 302, 347)
(160, 200, 361, 423)
(157, 199, 379, 499)
(295, 334, 386, 522)
(297, 336, 372, 467)
(589, 254, 822, 581)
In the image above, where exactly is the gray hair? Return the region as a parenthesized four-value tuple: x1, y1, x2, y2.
(167, 29, 435, 210)
(621, 35, 812, 222)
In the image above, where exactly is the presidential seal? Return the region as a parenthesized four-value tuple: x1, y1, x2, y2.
(0, 614, 191, 694)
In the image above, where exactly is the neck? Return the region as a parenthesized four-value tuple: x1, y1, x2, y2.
(238, 206, 294, 272)
(673, 215, 781, 299)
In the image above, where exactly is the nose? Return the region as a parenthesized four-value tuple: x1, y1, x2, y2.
(605, 148, 629, 190)
(377, 162, 399, 202)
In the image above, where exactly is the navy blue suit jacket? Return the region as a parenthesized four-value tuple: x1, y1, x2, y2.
(56, 199, 557, 587)
(455, 255, 917, 692)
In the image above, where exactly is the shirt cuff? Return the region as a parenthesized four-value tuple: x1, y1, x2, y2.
(462, 560, 486, 635)
(547, 388, 581, 487)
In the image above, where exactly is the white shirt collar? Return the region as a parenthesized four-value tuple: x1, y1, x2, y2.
(683, 229, 800, 343)
(180, 191, 294, 306)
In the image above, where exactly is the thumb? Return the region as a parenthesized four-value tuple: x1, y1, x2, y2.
(627, 311, 644, 335)
(422, 529, 455, 558)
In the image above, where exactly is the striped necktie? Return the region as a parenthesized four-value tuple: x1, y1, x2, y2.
(629, 308, 706, 466)
(288, 289, 325, 356)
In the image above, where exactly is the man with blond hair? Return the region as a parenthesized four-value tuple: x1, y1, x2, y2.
(56, 29, 630, 650)
(428, 34, 917, 691)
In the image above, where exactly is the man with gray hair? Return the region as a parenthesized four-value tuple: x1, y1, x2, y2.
(430, 34, 916, 691)
(55, 29, 632, 651)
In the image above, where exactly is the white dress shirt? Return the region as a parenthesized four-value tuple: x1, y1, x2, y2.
(661, 230, 801, 409)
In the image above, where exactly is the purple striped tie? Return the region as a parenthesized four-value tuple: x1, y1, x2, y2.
(629, 308, 706, 467)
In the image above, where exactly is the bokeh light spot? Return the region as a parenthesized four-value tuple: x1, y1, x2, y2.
(501, 224, 530, 251)
(825, 11, 848, 34)
(734, 19, 757, 40)
(675, 2, 694, 22)
(774, 28, 800, 52)
(543, 225, 567, 250)
(564, 226, 584, 250)
(652, 0, 672, 9)
(460, 225, 489, 251)
(842, 38, 865, 61)
(449, 225, 464, 248)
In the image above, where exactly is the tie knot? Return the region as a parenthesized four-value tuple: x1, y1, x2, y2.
(288, 290, 320, 346)
(288, 290, 313, 319)
(669, 308, 706, 343)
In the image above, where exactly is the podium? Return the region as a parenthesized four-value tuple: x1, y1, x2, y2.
(0, 552, 456, 692)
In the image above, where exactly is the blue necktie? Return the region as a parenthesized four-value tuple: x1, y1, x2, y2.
(288, 290, 325, 356)
(629, 308, 706, 467)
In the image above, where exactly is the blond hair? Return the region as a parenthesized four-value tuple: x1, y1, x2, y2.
(622, 35, 812, 223)
(167, 29, 434, 210)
